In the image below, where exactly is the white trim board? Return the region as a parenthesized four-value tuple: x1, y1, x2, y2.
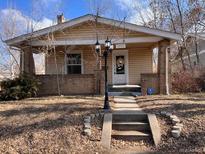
(5, 14, 181, 46)
(30, 37, 163, 46)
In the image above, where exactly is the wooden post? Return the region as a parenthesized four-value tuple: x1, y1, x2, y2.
(158, 40, 171, 95)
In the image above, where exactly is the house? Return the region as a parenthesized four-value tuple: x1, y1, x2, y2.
(4, 14, 181, 96)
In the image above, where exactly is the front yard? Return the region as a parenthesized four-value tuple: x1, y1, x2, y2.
(0, 93, 204, 153)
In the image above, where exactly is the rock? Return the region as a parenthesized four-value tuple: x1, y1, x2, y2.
(155, 112, 160, 115)
(160, 111, 167, 115)
(84, 123, 91, 129)
(203, 147, 205, 152)
(83, 129, 91, 136)
(172, 118, 180, 124)
(84, 118, 91, 123)
(170, 115, 178, 119)
(165, 112, 172, 117)
(95, 113, 100, 117)
(171, 130, 181, 138)
(90, 114, 95, 119)
(173, 125, 182, 131)
(85, 116, 91, 120)
(175, 123, 183, 127)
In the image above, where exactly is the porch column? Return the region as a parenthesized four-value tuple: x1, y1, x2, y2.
(158, 40, 171, 95)
(20, 46, 35, 75)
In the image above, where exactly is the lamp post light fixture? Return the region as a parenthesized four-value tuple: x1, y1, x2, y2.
(95, 37, 113, 110)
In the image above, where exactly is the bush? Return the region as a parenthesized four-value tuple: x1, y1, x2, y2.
(0, 74, 39, 101)
(172, 70, 202, 93)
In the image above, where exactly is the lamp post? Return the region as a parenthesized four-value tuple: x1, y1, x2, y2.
(95, 37, 113, 110)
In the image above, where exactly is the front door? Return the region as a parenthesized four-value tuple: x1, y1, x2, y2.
(112, 50, 128, 84)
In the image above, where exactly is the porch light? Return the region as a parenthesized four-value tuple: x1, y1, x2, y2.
(95, 36, 114, 110)
(105, 37, 111, 48)
(95, 40, 101, 54)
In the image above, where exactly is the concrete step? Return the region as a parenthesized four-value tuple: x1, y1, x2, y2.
(112, 113, 147, 122)
(113, 103, 139, 108)
(112, 122, 150, 131)
(114, 97, 136, 103)
(112, 130, 150, 137)
(108, 85, 141, 92)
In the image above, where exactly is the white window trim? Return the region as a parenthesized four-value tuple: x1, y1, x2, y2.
(64, 50, 84, 74)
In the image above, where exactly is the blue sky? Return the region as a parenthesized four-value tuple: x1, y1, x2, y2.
(0, 0, 129, 21)
(0, 0, 91, 19)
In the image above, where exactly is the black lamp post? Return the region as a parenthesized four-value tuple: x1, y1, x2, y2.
(95, 37, 113, 110)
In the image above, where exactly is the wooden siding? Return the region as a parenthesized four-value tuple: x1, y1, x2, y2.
(128, 48, 153, 84)
(45, 47, 97, 75)
(45, 21, 156, 41)
(45, 45, 153, 84)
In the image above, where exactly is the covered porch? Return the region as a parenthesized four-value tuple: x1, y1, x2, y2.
(19, 39, 171, 96)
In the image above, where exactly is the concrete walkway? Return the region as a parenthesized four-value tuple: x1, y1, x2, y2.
(112, 96, 144, 113)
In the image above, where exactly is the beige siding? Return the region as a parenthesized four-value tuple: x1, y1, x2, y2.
(45, 52, 65, 74)
(45, 46, 153, 84)
(128, 49, 153, 84)
(45, 48, 97, 75)
(50, 22, 156, 41)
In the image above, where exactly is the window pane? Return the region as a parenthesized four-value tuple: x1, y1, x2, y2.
(67, 54, 81, 64)
(67, 65, 81, 74)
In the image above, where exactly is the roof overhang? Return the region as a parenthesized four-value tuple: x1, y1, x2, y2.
(5, 14, 182, 46)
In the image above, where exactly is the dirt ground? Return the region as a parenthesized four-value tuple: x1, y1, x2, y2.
(0, 93, 204, 153)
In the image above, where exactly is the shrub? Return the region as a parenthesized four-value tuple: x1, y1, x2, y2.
(0, 74, 39, 101)
(172, 70, 202, 93)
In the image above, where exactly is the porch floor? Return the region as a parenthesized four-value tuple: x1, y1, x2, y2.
(108, 85, 141, 96)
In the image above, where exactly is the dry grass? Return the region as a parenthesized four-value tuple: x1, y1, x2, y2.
(0, 96, 107, 154)
(0, 93, 205, 153)
(137, 93, 205, 153)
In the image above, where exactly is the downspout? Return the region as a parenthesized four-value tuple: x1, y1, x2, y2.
(165, 47, 170, 95)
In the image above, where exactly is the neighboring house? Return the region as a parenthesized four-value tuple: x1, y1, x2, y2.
(5, 14, 181, 96)
(172, 33, 205, 72)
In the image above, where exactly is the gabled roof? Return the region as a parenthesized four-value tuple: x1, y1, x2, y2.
(5, 14, 182, 46)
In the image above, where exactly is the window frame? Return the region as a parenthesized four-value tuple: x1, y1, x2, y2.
(65, 50, 84, 74)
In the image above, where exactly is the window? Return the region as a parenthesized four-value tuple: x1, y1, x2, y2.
(66, 54, 82, 74)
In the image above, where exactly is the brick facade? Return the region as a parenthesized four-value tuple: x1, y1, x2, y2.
(36, 74, 96, 96)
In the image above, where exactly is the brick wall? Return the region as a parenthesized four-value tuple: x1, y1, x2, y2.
(141, 73, 159, 95)
(36, 74, 96, 96)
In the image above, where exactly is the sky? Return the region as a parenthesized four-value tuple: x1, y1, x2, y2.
(0, 0, 151, 36)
